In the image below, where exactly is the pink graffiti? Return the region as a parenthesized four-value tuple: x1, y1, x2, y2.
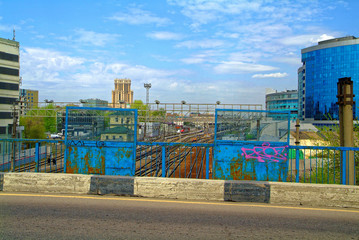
(241, 142, 288, 163)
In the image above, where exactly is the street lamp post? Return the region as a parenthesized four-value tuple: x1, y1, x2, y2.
(144, 83, 151, 139)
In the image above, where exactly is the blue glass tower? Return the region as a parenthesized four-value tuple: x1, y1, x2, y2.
(299, 36, 359, 120)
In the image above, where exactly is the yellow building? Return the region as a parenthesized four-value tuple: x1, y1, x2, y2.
(0, 37, 20, 137)
(111, 78, 133, 108)
(100, 111, 135, 141)
(20, 89, 39, 109)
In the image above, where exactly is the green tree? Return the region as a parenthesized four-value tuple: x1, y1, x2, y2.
(131, 100, 149, 120)
(42, 103, 57, 133)
(19, 117, 46, 139)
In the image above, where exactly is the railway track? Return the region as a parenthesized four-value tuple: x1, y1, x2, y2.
(135, 130, 213, 178)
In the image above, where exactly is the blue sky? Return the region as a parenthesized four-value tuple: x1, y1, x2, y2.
(0, 0, 358, 105)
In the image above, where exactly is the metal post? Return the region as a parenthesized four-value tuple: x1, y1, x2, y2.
(337, 77, 355, 185)
(256, 119, 260, 141)
(162, 146, 166, 177)
(35, 142, 40, 172)
(295, 147, 300, 183)
(205, 147, 210, 179)
(144, 83, 151, 139)
(295, 119, 300, 146)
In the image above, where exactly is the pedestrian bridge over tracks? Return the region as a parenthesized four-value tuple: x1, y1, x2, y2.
(1, 107, 358, 186)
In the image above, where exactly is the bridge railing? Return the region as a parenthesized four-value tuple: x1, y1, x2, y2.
(288, 145, 358, 185)
(136, 142, 213, 179)
(0, 139, 65, 173)
(0, 138, 358, 185)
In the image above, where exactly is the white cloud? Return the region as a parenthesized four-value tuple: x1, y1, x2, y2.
(109, 8, 170, 26)
(58, 29, 120, 47)
(273, 57, 301, 66)
(147, 31, 183, 40)
(180, 50, 223, 64)
(168, 0, 261, 29)
(215, 32, 239, 39)
(316, 34, 335, 42)
(176, 39, 226, 49)
(214, 61, 278, 74)
(181, 57, 205, 64)
(280, 34, 335, 46)
(73, 29, 120, 47)
(252, 72, 288, 79)
(19, 46, 272, 104)
(21, 48, 84, 72)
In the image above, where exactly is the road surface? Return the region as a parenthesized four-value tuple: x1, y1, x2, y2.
(1, 193, 359, 239)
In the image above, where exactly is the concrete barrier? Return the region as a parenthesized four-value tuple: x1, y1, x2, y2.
(0, 172, 358, 209)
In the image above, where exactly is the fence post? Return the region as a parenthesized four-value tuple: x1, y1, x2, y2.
(10, 141, 15, 172)
(35, 142, 40, 172)
(206, 147, 209, 179)
(162, 146, 166, 177)
(295, 148, 300, 182)
(341, 150, 347, 185)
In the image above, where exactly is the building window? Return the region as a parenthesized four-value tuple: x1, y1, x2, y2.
(112, 136, 116, 140)
(0, 66, 19, 76)
(0, 51, 19, 62)
(0, 82, 19, 91)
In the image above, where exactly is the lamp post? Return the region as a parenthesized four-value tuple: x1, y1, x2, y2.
(144, 83, 151, 139)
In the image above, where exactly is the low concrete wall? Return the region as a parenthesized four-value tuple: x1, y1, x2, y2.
(270, 182, 359, 208)
(1, 172, 359, 209)
(134, 177, 225, 201)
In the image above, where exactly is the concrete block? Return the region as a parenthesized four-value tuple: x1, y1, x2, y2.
(134, 177, 225, 201)
(225, 180, 270, 203)
(269, 182, 359, 208)
(89, 175, 134, 195)
(0, 172, 4, 191)
(2, 172, 92, 194)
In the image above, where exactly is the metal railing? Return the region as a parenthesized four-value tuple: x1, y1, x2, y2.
(0, 138, 358, 185)
(0, 139, 65, 173)
(136, 142, 213, 179)
(288, 145, 358, 185)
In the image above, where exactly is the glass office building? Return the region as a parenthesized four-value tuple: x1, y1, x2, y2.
(299, 36, 359, 120)
(265, 89, 298, 120)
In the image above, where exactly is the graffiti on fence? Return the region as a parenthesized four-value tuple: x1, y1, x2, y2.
(241, 142, 288, 163)
(69, 140, 85, 147)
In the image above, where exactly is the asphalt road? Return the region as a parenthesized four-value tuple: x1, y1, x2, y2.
(1, 193, 359, 240)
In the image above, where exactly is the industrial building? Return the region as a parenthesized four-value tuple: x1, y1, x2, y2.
(0, 37, 20, 138)
(298, 36, 359, 120)
(80, 98, 108, 108)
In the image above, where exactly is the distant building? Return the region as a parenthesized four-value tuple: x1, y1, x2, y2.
(265, 88, 298, 120)
(0, 37, 20, 138)
(111, 78, 133, 108)
(20, 89, 39, 113)
(80, 98, 108, 108)
(299, 36, 359, 120)
(100, 111, 135, 141)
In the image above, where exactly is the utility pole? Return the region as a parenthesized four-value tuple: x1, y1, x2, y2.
(144, 83, 151, 139)
(10, 100, 19, 171)
(337, 77, 355, 185)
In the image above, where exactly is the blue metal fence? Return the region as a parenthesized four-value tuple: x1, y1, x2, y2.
(0, 138, 357, 185)
(0, 139, 65, 173)
(288, 145, 358, 185)
(136, 142, 212, 179)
